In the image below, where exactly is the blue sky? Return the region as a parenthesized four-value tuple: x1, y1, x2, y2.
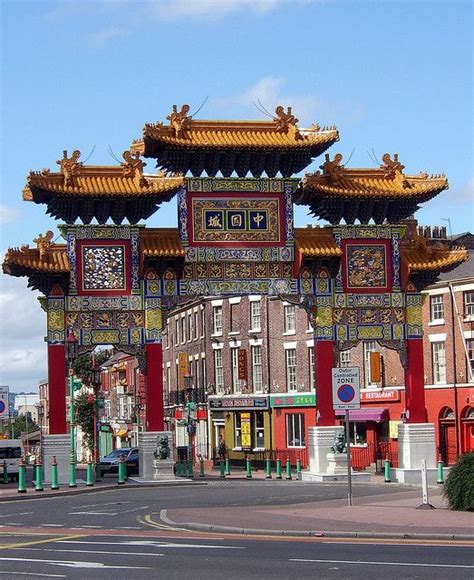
(0, 0, 472, 392)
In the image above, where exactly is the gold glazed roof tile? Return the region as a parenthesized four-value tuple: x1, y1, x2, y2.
(140, 228, 185, 257)
(2, 244, 69, 273)
(294, 228, 341, 257)
(24, 165, 184, 199)
(301, 153, 448, 201)
(403, 243, 469, 272)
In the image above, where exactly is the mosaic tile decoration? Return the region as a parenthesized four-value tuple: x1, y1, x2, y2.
(81, 245, 126, 291)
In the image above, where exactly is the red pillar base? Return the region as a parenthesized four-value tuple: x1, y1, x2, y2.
(145, 343, 164, 431)
(314, 340, 336, 426)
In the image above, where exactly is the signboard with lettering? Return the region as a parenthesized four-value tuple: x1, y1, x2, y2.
(0, 386, 9, 419)
(241, 412, 251, 449)
(361, 389, 400, 403)
(237, 349, 247, 381)
(270, 394, 316, 408)
(178, 352, 188, 389)
(332, 367, 361, 410)
(208, 397, 269, 411)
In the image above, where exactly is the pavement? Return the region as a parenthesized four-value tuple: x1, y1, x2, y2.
(1, 466, 472, 541)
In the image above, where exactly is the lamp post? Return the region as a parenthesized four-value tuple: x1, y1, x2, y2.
(184, 375, 195, 467)
(66, 328, 78, 487)
(90, 359, 102, 481)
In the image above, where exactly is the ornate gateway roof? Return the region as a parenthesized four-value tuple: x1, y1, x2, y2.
(296, 153, 448, 224)
(23, 149, 184, 224)
(136, 104, 339, 177)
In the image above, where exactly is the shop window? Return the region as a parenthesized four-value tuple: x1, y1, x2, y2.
(285, 348, 297, 391)
(308, 346, 315, 390)
(188, 313, 193, 342)
(464, 291, 474, 318)
(252, 345, 263, 393)
(348, 422, 367, 445)
(284, 304, 296, 333)
(234, 413, 242, 448)
(201, 357, 207, 390)
(432, 341, 447, 384)
(200, 307, 206, 338)
(214, 349, 224, 393)
(174, 319, 179, 346)
(250, 300, 261, 331)
(254, 412, 265, 449)
(212, 305, 223, 335)
(363, 341, 378, 387)
(181, 316, 186, 343)
(430, 295, 444, 322)
(193, 311, 199, 340)
(466, 339, 474, 382)
(231, 347, 242, 394)
(286, 413, 305, 447)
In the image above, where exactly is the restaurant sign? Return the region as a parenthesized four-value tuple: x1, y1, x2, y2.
(209, 397, 269, 411)
(361, 390, 400, 403)
(270, 394, 316, 408)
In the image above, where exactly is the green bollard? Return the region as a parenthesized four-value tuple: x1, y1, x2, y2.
(35, 458, 44, 492)
(276, 457, 282, 480)
(437, 454, 444, 485)
(384, 454, 391, 483)
(225, 458, 230, 476)
(51, 456, 59, 490)
(18, 457, 26, 493)
(245, 456, 252, 479)
(31, 462, 36, 487)
(296, 458, 302, 478)
(177, 460, 182, 477)
(69, 453, 77, 488)
(187, 459, 193, 478)
(199, 456, 205, 478)
(2, 460, 8, 484)
(285, 457, 292, 480)
(95, 461, 102, 483)
(265, 457, 272, 479)
(86, 459, 94, 486)
(117, 455, 126, 485)
(220, 459, 226, 478)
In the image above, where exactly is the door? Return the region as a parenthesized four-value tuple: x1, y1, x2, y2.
(440, 422, 457, 465)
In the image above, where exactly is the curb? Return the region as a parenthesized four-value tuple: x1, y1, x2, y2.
(158, 510, 474, 542)
(0, 480, 206, 502)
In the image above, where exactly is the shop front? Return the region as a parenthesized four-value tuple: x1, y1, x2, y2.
(208, 395, 270, 465)
(270, 393, 316, 468)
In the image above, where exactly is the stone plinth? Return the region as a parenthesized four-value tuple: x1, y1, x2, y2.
(42, 434, 71, 484)
(391, 423, 438, 484)
(326, 452, 349, 475)
(138, 431, 175, 481)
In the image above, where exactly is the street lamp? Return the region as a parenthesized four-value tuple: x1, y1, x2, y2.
(66, 328, 78, 487)
(184, 375, 195, 467)
(90, 358, 102, 481)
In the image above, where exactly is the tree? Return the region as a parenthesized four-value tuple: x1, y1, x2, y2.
(9, 414, 39, 440)
(75, 392, 96, 453)
(443, 452, 474, 511)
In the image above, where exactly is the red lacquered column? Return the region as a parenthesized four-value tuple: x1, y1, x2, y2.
(315, 340, 336, 426)
(145, 343, 164, 431)
(404, 337, 427, 423)
(48, 343, 67, 434)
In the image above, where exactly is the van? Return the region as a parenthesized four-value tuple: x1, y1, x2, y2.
(0, 439, 24, 481)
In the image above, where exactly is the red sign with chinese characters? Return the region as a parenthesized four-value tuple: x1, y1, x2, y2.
(238, 348, 247, 381)
(361, 390, 400, 402)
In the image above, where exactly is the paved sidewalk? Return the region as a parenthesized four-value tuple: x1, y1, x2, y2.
(162, 485, 474, 540)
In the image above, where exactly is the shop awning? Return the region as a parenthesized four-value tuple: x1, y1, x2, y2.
(336, 408, 389, 422)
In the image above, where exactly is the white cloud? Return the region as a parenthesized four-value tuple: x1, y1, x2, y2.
(0, 273, 47, 393)
(87, 25, 130, 48)
(212, 76, 363, 127)
(152, 0, 290, 21)
(0, 205, 21, 225)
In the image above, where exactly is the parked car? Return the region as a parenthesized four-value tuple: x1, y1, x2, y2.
(99, 447, 139, 476)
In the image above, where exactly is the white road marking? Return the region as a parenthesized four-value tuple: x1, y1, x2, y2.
(0, 572, 65, 577)
(19, 548, 164, 558)
(116, 526, 142, 530)
(75, 502, 130, 509)
(290, 558, 474, 569)
(116, 505, 150, 514)
(41, 524, 65, 527)
(0, 557, 150, 570)
(59, 539, 244, 550)
(68, 511, 118, 516)
(0, 513, 33, 519)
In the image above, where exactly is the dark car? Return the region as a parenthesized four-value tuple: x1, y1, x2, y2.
(99, 447, 139, 477)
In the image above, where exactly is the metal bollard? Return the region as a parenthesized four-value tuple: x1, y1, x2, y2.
(69, 452, 77, 488)
(285, 457, 292, 480)
(35, 457, 44, 492)
(32, 462, 36, 487)
(437, 454, 444, 485)
(245, 456, 252, 479)
(86, 459, 94, 486)
(265, 457, 272, 479)
(384, 454, 391, 483)
(225, 458, 230, 476)
(187, 459, 193, 478)
(2, 460, 8, 484)
(296, 458, 302, 478)
(199, 456, 205, 478)
(117, 455, 126, 485)
(177, 460, 183, 477)
(18, 457, 26, 493)
(220, 459, 226, 478)
(275, 456, 282, 480)
(51, 456, 59, 490)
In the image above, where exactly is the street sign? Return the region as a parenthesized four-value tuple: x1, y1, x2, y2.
(331, 367, 361, 410)
(0, 386, 9, 419)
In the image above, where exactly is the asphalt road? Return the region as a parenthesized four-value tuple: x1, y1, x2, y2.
(0, 530, 471, 579)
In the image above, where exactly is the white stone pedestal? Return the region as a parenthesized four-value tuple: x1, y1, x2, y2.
(391, 423, 438, 484)
(42, 434, 71, 484)
(301, 426, 371, 482)
(138, 431, 175, 481)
